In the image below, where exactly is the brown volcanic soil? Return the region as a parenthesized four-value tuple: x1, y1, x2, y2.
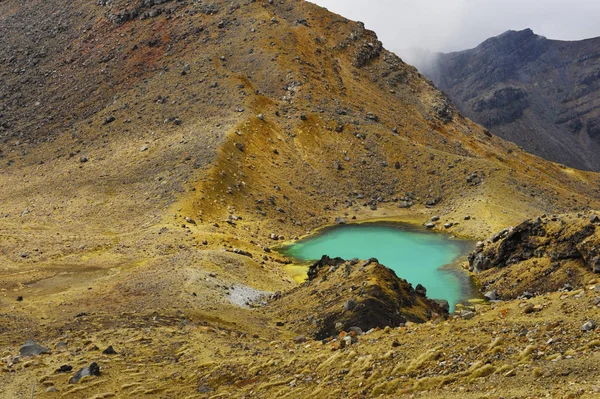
(1, 0, 600, 398)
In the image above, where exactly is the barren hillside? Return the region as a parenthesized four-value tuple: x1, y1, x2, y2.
(2, 1, 600, 398)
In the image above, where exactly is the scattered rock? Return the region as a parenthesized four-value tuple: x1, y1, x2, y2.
(461, 311, 475, 320)
(69, 362, 101, 384)
(433, 299, 450, 313)
(504, 369, 517, 377)
(55, 364, 73, 373)
(344, 298, 357, 311)
(426, 199, 438, 207)
(415, 284, 427, 296)
(348, 326, 364, 335)
(484, 291, 498, 301)
(468, 252, 491, 273)
(198, 385, 213, 394)
(582, 320, 596, 332)
(19, 340, 50, 357)
(398, 201, 413, 208)
(334, 217, 346, 225)
(522, 303, 535, 314)
(231, 248, 252, 258)
(102, 346, 117, 355)
(103, 116, 115, 125)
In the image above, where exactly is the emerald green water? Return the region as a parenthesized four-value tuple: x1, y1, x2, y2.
(281, 223, 476, 310)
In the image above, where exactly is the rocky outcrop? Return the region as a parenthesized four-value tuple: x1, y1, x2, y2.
(418, 29, 600, 171)
(267, 256, 447, 340)
(102, 0, 180, 25)
(469, 213, 600, 298)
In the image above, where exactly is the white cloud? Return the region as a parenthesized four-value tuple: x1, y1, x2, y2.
(310, 0, 600, 55)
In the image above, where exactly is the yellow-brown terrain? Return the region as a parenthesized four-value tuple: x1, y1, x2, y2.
(1, 0, 600, 397)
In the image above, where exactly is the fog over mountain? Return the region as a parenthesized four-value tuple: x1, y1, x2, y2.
(311, 0, 600, 61)
(417, 29, 600, 171)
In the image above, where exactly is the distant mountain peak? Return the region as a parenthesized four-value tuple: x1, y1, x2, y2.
(498, 28, 535, 38)
(478, 28, 543, 51)
(421, 30, 600, 171)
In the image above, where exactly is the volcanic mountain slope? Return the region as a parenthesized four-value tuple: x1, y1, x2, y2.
(417, 29, 600, 171)
(2, 0, 600, 398)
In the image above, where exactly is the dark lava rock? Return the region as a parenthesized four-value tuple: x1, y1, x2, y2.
(469, 215, 600, 299)
(102, 345, 117, 355)
(433, 299, 450, 313)
(102, 116, 116, 125)
(55, 365, 73, 373)
(344, 298, 357, 311)
(69, 362, 101, 384)
(268, 255, 447, 340)
(19, 340, 50, 357)
(352, 24, 383, 68)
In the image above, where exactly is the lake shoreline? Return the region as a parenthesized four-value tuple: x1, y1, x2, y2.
(277, 222, 477, 311)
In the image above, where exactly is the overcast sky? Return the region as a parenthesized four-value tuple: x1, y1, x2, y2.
(311, 0, 600, 56)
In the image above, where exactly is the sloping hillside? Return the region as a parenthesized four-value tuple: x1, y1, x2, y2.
(2, 1, 600, 398)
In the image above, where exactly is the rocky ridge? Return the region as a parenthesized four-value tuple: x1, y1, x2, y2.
(267, 255, 447, 340)
(470, 212, 600, 300)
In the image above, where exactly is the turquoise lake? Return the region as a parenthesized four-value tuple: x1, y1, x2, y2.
(281, 223, 476, 310)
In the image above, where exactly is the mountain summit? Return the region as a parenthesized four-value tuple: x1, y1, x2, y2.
(418, 29, 600, 171)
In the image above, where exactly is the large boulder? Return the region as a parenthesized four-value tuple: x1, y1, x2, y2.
(19, 340, 50, 357)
